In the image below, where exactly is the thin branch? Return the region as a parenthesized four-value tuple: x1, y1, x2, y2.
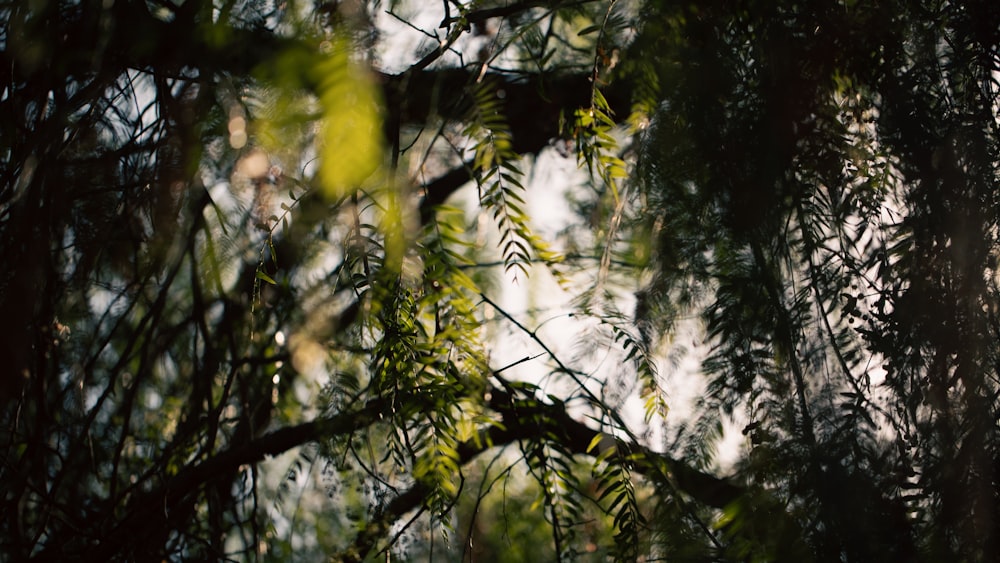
(331, 383, 744, 561)
(66, 398, 390, 563)
(440, 0, 595, 28)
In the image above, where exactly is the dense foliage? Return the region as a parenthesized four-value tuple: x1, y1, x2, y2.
(2, 0, 999, 560)
(635, 2, 1000, 559)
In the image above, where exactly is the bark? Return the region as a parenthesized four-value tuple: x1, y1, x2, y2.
(49, 382, 740, 561)
(381, 68, 634, 221)
(334, 385, 743, 561)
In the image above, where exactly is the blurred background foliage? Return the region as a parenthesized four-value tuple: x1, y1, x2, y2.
(2, 0, 1000, 561)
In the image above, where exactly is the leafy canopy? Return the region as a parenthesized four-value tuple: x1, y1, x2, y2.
(2, 0, 1000, 561)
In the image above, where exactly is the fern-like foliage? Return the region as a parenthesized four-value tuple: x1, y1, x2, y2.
(591, 439, 646, 561)
(463, 77, 558, 279)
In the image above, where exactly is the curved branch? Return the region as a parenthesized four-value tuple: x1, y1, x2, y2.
(53, 379, 739, 562)
(64, 399, 390, 563)
(332, 385, 743, 561)
(382, 68, 634, 218)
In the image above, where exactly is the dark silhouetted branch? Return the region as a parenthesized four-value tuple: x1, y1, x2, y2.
(332, 384, 743, 561)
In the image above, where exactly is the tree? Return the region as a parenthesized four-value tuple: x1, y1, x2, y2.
(634, 0, 1000, 560)
(2, 0, 999, 561)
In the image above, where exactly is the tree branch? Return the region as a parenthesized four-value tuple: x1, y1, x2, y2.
(58, 378, 739, 561)
(381, 68, 634, 219)
(67, 399, 390, 562)
(440, 0, 594, 27)
(332, 385, 743, 561)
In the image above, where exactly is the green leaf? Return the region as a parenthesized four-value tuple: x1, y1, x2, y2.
(586, 433, 605, 454)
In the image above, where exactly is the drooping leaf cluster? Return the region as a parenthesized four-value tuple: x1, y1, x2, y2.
(6, 0, 1000, 560)
(0, 0, 676, 560)
(631, 0, 1000, 559)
